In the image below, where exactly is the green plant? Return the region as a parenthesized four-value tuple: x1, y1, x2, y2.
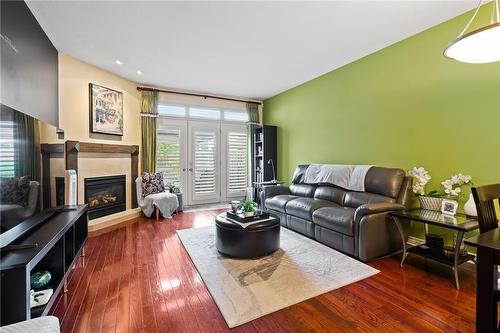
(239, 199, 257, 213)
(425, 190, 443, 198)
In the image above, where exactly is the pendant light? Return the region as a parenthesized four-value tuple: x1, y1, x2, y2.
(444, 0, 500, 63)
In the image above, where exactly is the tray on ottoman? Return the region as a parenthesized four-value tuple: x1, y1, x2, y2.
(226, 211, 270, 223)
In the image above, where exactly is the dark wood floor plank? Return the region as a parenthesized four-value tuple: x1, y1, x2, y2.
(49, 210, 481, 333)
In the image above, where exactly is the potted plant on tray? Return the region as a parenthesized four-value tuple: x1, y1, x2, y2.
(240, 199, 257, 217)
(408, 167, 443, 211)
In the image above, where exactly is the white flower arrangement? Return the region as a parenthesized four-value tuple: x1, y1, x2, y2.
(408, 167, 432, 196)
(441, 174, 472, 197)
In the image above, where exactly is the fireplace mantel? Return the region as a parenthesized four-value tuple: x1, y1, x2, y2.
(65, 140, 139, 208)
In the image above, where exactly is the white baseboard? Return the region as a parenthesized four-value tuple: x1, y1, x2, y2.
(88, 208, 141, 232)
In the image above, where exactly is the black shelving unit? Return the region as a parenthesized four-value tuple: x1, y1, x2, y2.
(254, 125, 277, 183)
(0, 205, 88, 326)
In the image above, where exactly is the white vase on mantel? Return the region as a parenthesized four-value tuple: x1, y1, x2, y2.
(463, 193, 477, 217)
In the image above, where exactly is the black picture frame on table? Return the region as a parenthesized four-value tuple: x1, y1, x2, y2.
(89, 83, 124, 136)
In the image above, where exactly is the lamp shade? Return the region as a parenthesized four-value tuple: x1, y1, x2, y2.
(444, 22, 500, 64)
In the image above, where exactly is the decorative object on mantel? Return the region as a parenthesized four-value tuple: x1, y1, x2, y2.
(408, 167, 443, 211)
(89, 83, 123, 136)
(463, 193, 478, 216)
(444, 0, 500, 63)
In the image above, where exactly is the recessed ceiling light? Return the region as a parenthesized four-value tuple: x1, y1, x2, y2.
(136, 70, 143, 75)
(115, 60, 124, 65)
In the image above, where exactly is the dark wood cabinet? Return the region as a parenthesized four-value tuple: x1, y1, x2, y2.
(254, 125, 277, 183)
(0, 206, 88, 326)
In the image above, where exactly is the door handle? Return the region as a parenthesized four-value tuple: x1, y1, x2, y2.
(189, 168, 193, 172)
(182, 168, 186, 171)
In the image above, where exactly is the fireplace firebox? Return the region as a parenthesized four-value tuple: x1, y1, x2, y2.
(84, 175, 126, 220)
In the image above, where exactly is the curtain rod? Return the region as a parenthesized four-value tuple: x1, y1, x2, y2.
(137, 86, 262, 105)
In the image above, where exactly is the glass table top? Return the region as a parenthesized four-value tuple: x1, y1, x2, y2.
(390, 208, 479, 232)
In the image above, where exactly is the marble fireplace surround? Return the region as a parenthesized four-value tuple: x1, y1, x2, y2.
(65, 140, 139, 209)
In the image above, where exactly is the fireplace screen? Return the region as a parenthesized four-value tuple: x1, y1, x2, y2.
(84, 175, 126, 219)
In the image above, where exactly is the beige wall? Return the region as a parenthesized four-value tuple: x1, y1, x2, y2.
(40, 53, 140, 144)
(40, 54, 141, 223)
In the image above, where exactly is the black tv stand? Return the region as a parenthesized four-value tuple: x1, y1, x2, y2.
(2, 243, 39, 252)
(0, 205, 88, 326)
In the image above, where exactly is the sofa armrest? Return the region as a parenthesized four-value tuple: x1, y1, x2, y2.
(262, 185, 290, 199)
(260, 185, 290, 210)
(354, 203, 406, 222)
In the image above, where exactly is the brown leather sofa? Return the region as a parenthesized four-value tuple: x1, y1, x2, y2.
(261, 165, 412, 262)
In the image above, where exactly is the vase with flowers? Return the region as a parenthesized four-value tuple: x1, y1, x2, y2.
(408, 167, 444, 211)
(441, 174, 475, 216)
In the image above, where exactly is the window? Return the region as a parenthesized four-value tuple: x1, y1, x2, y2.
(158, 104, 186, 117)
(189, 107, 221, 120)
(156, 129, 182, 187)
(223, 109, 249, 122)
(0, 120, 15, 177)
(193, 131, 217, 194)
(226, 131, 247, 192)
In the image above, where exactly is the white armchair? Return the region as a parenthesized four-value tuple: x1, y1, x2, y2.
(135, 177, 178, 220)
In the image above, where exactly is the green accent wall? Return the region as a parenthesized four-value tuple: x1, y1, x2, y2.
(264, 5, 500, 198)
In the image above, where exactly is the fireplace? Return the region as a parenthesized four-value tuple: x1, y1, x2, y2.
(84, 175, 126, 220)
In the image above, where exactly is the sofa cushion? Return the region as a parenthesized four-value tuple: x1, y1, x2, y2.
(289, 184, 316, 197)
(141, 172, 165, 197)
(314, 186, 346, 205)
(365, 167, 405, 198)
(266, 195, 299, 213)
(312, 206, 356, 236)
(0, 176, 31, 207)
(344, 191, 395, 208)
(285, 197, 337, 220)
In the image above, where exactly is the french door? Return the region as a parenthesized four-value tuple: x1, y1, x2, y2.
(157, 118, 247, 206)
(188, 121, 221, 205)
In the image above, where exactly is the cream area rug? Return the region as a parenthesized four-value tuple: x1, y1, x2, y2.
(177, 226, 379, 328)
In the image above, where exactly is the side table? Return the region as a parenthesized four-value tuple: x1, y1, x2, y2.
(389, 209, 479, 290)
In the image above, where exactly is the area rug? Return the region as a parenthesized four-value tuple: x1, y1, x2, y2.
(177, 226, 379, 328)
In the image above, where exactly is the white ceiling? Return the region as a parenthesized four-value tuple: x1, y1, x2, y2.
(27, 1, 476, 100)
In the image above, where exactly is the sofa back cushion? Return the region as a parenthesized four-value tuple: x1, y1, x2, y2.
(364, 167, 405, 198)
(344, 191, 395, 208)
(290, 183, 315, 197)
(314, 186, 346, 205)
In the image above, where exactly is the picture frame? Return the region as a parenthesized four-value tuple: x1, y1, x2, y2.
(441, 199, 458, 216)
(89, 83, 123, 136)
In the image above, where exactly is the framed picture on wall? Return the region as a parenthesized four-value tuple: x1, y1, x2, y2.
(89, 83, 123, 136)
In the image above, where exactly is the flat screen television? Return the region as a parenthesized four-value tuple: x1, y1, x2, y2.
(0, 0, 59, 247)
(0, 105, 59, 236)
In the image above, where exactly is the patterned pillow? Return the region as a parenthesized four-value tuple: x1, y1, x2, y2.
(0, 176, 31, 207)
(141, 172, 165, 197)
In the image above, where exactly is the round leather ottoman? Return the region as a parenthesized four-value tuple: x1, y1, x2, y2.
(215, 213, 280, 258)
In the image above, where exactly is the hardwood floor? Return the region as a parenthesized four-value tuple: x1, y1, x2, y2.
(49, 209, 483, 332)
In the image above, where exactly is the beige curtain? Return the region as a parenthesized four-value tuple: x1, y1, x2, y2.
(140, 90, 159, 174)
(246, 103, 260, 188)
